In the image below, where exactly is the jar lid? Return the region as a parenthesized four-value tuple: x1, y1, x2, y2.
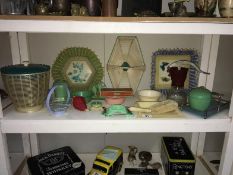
(189, 87, 211, 99)
(1, 63, 50, 74)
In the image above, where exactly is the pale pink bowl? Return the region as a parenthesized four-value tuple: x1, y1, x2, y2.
(105, 97, 125, 105)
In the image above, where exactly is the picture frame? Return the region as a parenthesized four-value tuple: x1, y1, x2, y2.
(151, 49, 199, 94)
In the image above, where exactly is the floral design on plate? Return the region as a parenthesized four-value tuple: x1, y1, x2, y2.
(52, 47, 104, 92)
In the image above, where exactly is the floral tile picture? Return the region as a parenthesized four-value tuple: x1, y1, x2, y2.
(151, 49, 199, 93)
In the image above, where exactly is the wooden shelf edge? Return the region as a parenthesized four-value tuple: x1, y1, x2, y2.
(1, 15, 233, 24)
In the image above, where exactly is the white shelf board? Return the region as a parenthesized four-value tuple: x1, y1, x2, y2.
(1, 105, 231, 133)
(10, 153, 210, 175)
(1, 16, 233, 34)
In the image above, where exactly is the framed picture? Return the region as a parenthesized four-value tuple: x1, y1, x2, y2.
(151, 49, 199, 94)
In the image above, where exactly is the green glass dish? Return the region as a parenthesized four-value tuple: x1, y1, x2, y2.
(188, 87, 212, 112)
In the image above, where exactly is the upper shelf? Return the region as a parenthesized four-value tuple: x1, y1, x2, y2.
(1, 16, 233, 34)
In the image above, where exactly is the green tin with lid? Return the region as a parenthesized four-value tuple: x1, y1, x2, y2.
(188, 87, 212, 112)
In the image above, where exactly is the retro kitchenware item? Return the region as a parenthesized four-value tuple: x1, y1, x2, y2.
(46, 81, 70, 116)
(103, 105, 132, 117)
(1, 62, 50, 112)
(101, 88, 133, 97)
(161, 137, 195, 175)
(105, 97, 126, 105)
(73, 96, 88, 111)
(136, 101, 159, 109)
(183, 97, 229, 119)
(130, 100, 179, 115)
(52, 47, 104, 94)
(88, 101, 103, 112)
(138, 90, 161, 102)
(167, 60, 210, 107)
(107, 36, 145, 94)
(188, 86, 212, 111)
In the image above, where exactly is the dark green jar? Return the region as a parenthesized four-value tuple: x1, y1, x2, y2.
(188, 87, 212, 112)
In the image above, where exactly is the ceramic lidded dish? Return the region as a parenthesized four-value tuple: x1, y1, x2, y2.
(188, 87, 212, 111)
(138, 90, 161, 101)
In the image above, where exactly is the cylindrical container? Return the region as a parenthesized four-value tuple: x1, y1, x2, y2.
(218, 0, 233, 17)
(53, 81, 69, 102)
(194, 0, 217, 17)
(0, 63, 50, 112)
(82, 0, 101, 16)
(1, 0, 27, 15)
(102, 0, 118, 16)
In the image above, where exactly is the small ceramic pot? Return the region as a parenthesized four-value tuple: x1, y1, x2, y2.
(188, 87, 212, 112)
(218, 0, 233, 17)
(194, 0, 217, 16)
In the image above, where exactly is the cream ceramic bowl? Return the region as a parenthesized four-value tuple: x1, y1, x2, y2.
(138, 90, 161, 101)
(136, 101, 159, 108)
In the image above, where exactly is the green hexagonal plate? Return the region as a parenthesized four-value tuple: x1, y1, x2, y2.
(52, 47, 104, 92)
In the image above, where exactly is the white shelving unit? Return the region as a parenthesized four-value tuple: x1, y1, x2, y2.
(0, 16, 233, 175)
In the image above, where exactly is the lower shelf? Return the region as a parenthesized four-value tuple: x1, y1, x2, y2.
(10, 153, 211, 175)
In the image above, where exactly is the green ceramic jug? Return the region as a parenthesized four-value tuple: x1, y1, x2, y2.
(188, 87, 212, 112)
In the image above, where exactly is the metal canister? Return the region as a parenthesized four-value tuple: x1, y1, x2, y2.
(82, 0, 101, 16)
(102, 0, 118, 16)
